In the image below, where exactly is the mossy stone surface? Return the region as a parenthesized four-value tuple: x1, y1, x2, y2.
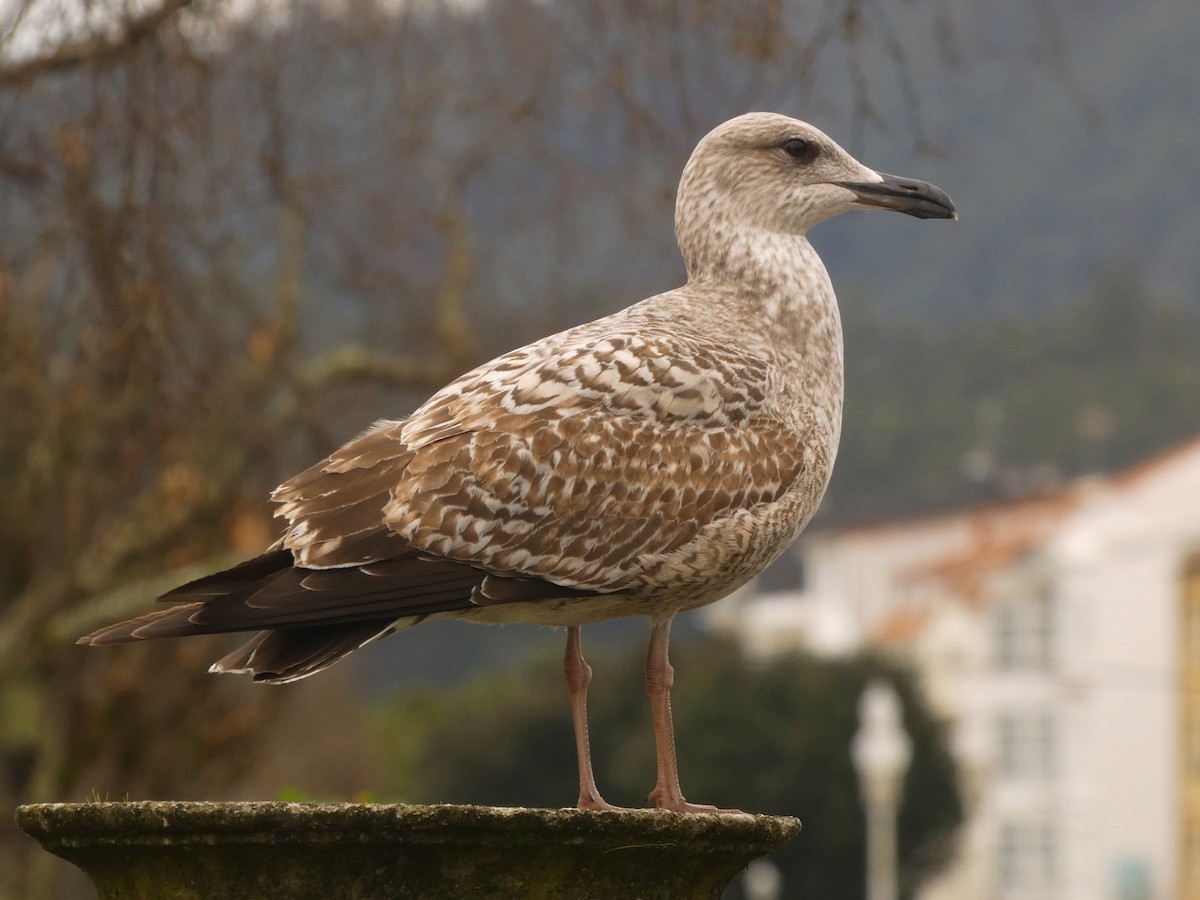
(17, 801, 801, 899)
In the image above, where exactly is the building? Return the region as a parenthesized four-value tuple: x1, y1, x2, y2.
(727, 437, 1200, 900)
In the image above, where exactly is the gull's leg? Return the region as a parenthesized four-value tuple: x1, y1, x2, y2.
(564, 625, 624, 811)
(645, 618, 743, 814)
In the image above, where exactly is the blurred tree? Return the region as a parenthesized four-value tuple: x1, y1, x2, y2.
(834, 272, 1200, 521)
(0, 2, 506, 895)
(374, 637, 962, 900)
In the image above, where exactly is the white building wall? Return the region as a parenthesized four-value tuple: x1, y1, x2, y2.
(803, 518, 967, 648)
(801, 498, 1072, 655)
(1049, 460, 1200, 900)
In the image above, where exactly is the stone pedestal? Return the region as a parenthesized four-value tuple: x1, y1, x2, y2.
(16, 801, 801, 899)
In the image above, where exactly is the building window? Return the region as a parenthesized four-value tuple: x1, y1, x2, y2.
(1180, 552, 1200, 900)
(1112, 858, 1152, 900)
(1189, 721, 1200, 777)
(1187, 599, 1200, 659)
(996, 712, 1056, 780)
(993, 586, 1054, 672)
(1188, 836, 1200, 900)
(999, 820, 1056, 892)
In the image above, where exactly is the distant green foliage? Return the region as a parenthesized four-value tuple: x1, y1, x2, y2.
(833, 270, 1200, 520)
(374, 638, 962, 900)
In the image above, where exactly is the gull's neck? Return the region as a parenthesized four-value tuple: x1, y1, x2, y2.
(681, 221, 835, 324)
(678, 217, 844, 442)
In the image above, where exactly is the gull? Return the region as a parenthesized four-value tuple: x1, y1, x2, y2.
(80, 113, 956, 813)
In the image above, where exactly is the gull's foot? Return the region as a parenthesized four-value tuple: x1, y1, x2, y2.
(648, 789, 746, 815)
(576, 792, 634, 812)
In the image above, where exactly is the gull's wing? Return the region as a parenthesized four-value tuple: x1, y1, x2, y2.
(279, 326, 807, 591)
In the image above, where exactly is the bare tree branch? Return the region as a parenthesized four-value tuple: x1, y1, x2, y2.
(0, 0, 194, 87)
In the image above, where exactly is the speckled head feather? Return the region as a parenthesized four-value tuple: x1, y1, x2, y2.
(79, 113, 956, 690)
(677, 113, 877, 248)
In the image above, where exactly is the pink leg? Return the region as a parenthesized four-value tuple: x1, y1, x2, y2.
(644, 618, 743, 814)
(564, 625, 625, 811)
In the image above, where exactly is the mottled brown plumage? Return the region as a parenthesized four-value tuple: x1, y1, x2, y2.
(80, 113, 956, 813)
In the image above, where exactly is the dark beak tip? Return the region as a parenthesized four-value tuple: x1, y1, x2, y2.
(923, 204, 959, 222)
(838, 174, 958, 221)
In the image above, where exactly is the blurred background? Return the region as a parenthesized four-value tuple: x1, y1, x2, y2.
(1, 0, 1198, 897)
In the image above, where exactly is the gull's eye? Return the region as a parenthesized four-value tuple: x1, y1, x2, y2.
(782, 137, 816, 161)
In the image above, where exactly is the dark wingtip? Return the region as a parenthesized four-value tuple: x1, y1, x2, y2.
(77, 603, 210, 646)
(77, 624, 133, 646)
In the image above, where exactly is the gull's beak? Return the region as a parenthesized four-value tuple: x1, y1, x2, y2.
(836, 172, 958, 220)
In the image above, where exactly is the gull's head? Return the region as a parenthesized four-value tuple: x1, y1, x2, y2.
(675, 112, 956, 259)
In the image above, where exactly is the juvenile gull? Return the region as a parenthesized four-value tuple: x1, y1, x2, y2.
(80, 113, 956, 813)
